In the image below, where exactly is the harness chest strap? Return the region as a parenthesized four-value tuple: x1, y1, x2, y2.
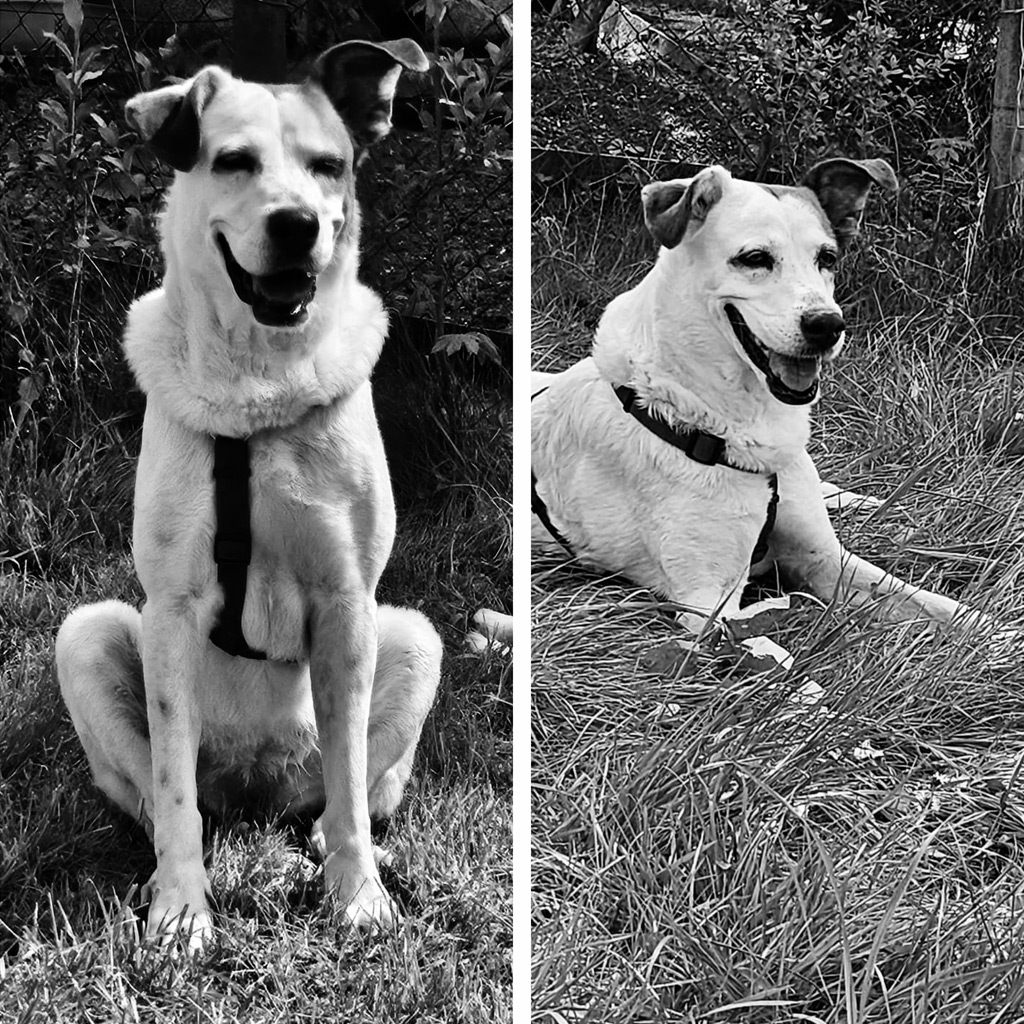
(207, 398, 339, 662)
(209, 434, 268, 660)
(531, 383, 778, 565)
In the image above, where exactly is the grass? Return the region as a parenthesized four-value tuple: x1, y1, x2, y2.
(531, 171, 1024, 1021)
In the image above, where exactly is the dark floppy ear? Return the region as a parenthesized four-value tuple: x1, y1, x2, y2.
(124, 68, 225, 172)
(641, 166, 728, 249)
(312, 38, 429, 148)
(802, 157, 898, 246)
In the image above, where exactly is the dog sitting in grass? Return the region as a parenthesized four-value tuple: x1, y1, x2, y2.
(55, 39, 443, 951)
(532, 158, 984, 634)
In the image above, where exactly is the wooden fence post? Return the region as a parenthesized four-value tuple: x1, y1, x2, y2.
(985, 0, 1024, 240)
(233, 0, 287, 83)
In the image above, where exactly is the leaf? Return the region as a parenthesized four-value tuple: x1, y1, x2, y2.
(54, 69, 74, 98)
(93, 170, 140, 201)
(18, 373, 42, 407)
(42, 31, 74, 65)
(63, 0, 84, 36)
(422, 0, 448, 27)
(431, 332, 500, 363)
(641, 640, 700, 678)
(38, 101, 68, 131)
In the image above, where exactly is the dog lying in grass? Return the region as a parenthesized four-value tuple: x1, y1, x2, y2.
(56, 40, 442, 951)
(532, 158, 984, 634)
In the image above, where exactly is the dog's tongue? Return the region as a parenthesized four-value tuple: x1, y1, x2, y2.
(250, 269, 317, 327)
(253, 268, 316, 303)
(769, 352, 820, 391)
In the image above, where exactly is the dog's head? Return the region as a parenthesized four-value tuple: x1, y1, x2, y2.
(125, 40, 427, 330)
(641, 158, 897, 405)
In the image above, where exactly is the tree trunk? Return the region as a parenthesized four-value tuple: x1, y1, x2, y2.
(984, 0, 1024, 239)
(233, 0, 288, 83)
(567, 0, 614, 53)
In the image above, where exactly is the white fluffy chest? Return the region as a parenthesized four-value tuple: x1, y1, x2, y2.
(133, 398, 394, 663)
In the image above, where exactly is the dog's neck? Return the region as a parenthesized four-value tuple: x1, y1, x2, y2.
(592, 258, 812, 470)
(124, 251, 387, 438)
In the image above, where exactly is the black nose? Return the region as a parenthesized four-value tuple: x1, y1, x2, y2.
(800, 310, 845, 351)
(266, 207, 320, 259)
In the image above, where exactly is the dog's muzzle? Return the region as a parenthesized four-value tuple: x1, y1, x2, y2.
(725, 304, 823, 406)
(216, 234, 317, 328)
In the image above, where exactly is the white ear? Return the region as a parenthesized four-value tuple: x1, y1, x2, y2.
(125, 67, 228, 172)
(641, 166, 729, 249)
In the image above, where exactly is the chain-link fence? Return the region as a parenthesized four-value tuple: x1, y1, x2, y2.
(1, 0, 512, 352)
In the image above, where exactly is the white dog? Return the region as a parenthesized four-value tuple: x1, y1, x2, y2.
(532, 159, 981, 632)
(56, 40, 442, 950)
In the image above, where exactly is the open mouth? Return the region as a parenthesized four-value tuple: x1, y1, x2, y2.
(725, 304, 820, 406)
(216, 235, 317, 328)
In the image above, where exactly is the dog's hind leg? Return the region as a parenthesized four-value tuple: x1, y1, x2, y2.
(56, 601, 155, 832)
(364, 605, 442, 819)
(532, 370, 558, 396)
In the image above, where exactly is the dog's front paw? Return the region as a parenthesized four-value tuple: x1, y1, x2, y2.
(343, 883, 400, 931)
(820, 480, 884, 514)
(143, 870, 213, 953)
(324, 854, 400, 931)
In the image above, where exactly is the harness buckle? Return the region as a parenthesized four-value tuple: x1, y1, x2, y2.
(685, 432, 726, 465)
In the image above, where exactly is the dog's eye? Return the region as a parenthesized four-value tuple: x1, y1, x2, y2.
(310, 156, 346, 179)
(818, 248, 839, 271)
(734, 250, 775, 271)
(213, 151, 257, 174)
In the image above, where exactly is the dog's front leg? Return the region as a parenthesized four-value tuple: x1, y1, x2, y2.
(772, 451, 981, 626)
(140, 600, 212, 950)
(309, 593, 395, 929)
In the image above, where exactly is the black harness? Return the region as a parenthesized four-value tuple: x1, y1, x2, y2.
(531, 383, 779, 566)
(209, 435, 268, 660)
(207, 399, 340, 662)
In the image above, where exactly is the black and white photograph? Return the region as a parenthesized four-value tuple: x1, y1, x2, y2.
(4, 0, 1024, 1019)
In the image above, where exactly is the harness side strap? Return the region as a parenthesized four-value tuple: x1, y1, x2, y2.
(750, 473, 779, 565)
(531, 472, 576, 557)
(614, 384, 761, 473)
(532, 385, 576, 557)
(209, 434, 267, 661)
